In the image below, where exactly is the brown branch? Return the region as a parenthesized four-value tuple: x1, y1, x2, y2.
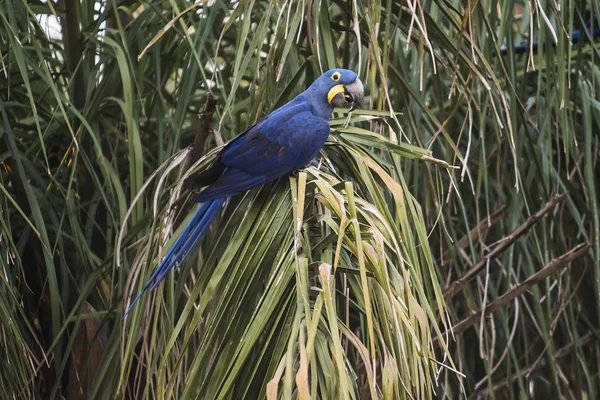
(171, 95, 217, 228)
(306, 0, 314, 55)
(188, 94, 217, 164)
(440, 206, 506, 266)
(449, 242, 589, 336)
(59, 0, 85, 110)
(444, 193, 568, 299)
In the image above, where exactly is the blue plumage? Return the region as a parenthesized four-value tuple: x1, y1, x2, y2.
(502, 16, 599, 55)
(126, 69, 364, 314)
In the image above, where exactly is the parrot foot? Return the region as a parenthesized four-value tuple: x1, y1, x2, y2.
(306, 159, 330, 173)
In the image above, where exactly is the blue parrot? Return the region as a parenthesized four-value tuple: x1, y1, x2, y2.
(502, 15, 599, 55)
(126, 69, 364, 314)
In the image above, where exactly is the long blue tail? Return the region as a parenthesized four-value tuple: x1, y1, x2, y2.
(125, 198, 225, 315)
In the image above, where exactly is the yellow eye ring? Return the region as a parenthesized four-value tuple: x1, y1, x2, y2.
(331, 72, 341, 81)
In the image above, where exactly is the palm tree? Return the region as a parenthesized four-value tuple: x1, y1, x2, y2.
(1, 0, 598, 398)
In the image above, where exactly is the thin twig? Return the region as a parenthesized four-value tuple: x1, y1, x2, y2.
(444, 193, 568, 299)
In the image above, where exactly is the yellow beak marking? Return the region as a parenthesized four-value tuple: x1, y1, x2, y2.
(327, 84, 345, 104)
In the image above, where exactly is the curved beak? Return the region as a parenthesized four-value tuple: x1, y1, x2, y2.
(345, 77, 364, 111)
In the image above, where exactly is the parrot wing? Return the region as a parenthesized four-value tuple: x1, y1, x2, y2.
(197, 108, 330, 202)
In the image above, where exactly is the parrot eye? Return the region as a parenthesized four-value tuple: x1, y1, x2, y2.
(331, 72, 341, 81)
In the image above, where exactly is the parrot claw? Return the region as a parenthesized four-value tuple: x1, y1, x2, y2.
(308, 159, 330, 173)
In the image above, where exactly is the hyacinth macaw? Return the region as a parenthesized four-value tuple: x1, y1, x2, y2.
(126, 69, 364, 313)
(503, 15, 599, 55)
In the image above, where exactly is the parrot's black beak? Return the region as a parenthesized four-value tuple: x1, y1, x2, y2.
(329, 76, 365, 111)
(345, 77, 364, 112)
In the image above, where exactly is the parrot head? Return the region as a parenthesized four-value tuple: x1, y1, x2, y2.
(308, 69, 364, 113)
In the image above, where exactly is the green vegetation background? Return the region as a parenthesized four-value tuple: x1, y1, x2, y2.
(1, 0, 598, 398)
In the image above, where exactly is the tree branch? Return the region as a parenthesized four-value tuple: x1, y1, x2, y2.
(444, 193, 568, 299)
(189, 94, 217, 164)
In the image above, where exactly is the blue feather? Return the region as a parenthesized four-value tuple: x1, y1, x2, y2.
(502, 16, 599, 55)
(125, 198, 224, 315)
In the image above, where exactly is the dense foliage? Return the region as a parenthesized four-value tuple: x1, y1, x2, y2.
(1, 0, 598, 398)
